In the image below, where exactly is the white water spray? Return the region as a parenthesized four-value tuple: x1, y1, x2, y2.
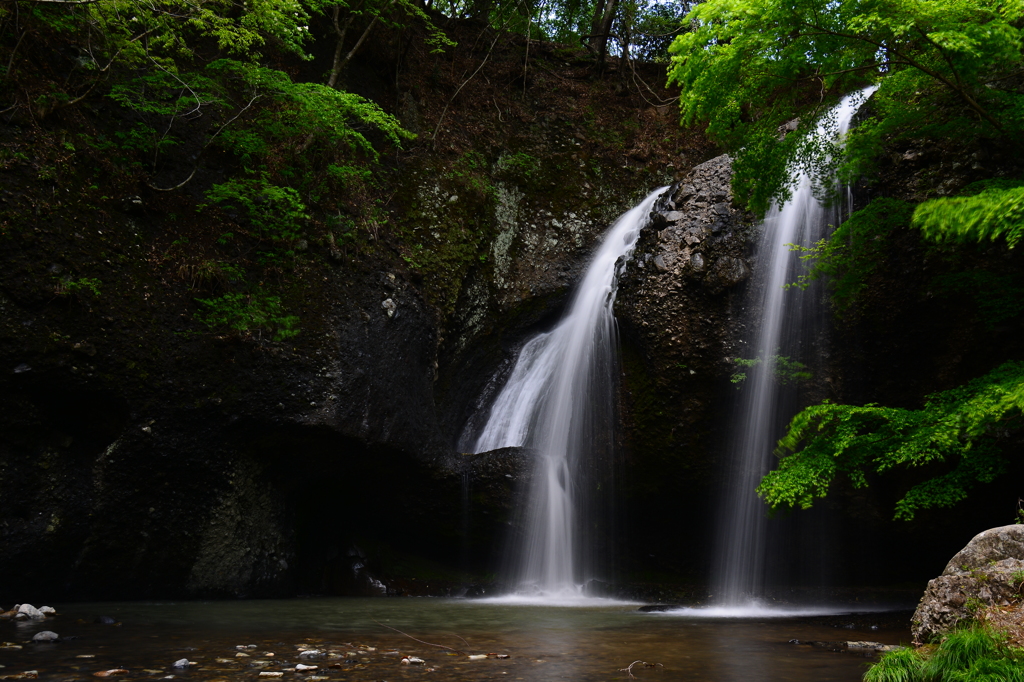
(469, 188, 666, 595)
(713, 88, 877, 606)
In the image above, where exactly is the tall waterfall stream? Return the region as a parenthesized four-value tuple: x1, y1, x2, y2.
(465, 188, 666, 596)
(712, 88, 878, 606)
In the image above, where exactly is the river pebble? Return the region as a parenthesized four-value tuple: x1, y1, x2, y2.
(31, 632, 58, 642)
(92, 669, 128, 677)
(15, 605, 44, 620)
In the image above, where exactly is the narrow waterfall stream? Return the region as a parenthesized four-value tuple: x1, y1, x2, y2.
(713, 88, 877, 606)
(465, 188, 666, 596)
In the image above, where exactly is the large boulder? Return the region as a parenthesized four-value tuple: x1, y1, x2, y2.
(911, 524, 1024, 643)
(613, 155, 756, 573)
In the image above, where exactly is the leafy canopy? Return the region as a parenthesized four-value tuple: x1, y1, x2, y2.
(757, 361, 1024, 520)
(913, 179, 1024, 250)
(667, 0, 1024, 214)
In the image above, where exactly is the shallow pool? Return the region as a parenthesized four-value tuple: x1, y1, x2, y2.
(0, 598, 911, 681)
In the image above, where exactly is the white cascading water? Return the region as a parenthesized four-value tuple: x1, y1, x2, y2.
(713, 87, 877, 606)
(469, 188, 667, 595)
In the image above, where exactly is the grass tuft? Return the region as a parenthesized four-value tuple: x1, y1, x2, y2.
(864, 626, 1024, 682)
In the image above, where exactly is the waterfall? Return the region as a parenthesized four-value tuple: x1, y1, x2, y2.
(467, 188, 666, 594)
(713, 88, 876, 605)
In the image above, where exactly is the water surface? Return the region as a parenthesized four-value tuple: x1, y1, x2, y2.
(1, 598, 909, 681)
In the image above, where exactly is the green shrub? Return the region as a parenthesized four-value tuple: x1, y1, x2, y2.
(864, 647, 923, 682)
(196, 291, 300, 341)
(55, 276, 102, 297)
(914, 179, 1024, 249)
(865, 627, 1024, 682)
(759, 361, 1024, 520)
(730, 354, 812, 387)
(201, 175, 308, 241)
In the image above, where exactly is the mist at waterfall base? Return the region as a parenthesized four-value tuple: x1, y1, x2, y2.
(460, 188, 667, 603)
(711, 87, 879, 609)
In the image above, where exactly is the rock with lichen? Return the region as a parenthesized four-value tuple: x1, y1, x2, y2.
(911, 524, 1024, 643)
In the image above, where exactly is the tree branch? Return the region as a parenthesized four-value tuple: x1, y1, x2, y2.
(146, 95, 260, 192)
(797, 23, 1005, 135)
(1, 0, 103, 4)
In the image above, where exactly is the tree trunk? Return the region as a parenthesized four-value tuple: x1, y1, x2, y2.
(588, 0, 618, 68)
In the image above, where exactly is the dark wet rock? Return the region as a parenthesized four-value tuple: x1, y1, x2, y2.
(808, 641, 848, 652)
(911, 524, 1024, 643)
(637, 604, 683, 612)
(797, 640, 903, 657)
(846, 641, 903, 653)
(583, 579, 614, 597)
(94, 616, 117, 625)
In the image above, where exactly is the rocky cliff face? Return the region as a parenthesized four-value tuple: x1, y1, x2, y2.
(0, 22, 715, 600)
(614, 155, 755, 577)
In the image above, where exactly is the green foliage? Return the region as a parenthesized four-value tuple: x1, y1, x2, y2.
(619, 0, 691, 62)
(196, 291, 300, 341)
(202, 175, 308, 241)
(864, 647, 925, 682)
(730, 354, 812, 387)
(209, 59, 413, 165)
(667, 0, 1024, 213)
(12, 0, 414, 227)
(55, 277, 103, 298)
(913, 179, 1024, 250)
(444, 150, 494, 199)
(788, 198, 915, 312)
(789, 188, 1024, 321)
(866, 627, 1024, 682)
(85, 0, 316, 69)
(759, 361, 1024, 520)
(495, 152, 541, 181)
(432, 0, 688, 65)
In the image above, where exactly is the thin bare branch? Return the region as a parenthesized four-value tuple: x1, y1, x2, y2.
(3, 29, 27, 81)
(371, 618, 467, 655)
(431, 6, 518, 145)
(147, 95, 260, 192)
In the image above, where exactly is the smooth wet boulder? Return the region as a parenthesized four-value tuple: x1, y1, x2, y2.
(16, 604, 45, 620)
(911, 524, 1024, 643)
